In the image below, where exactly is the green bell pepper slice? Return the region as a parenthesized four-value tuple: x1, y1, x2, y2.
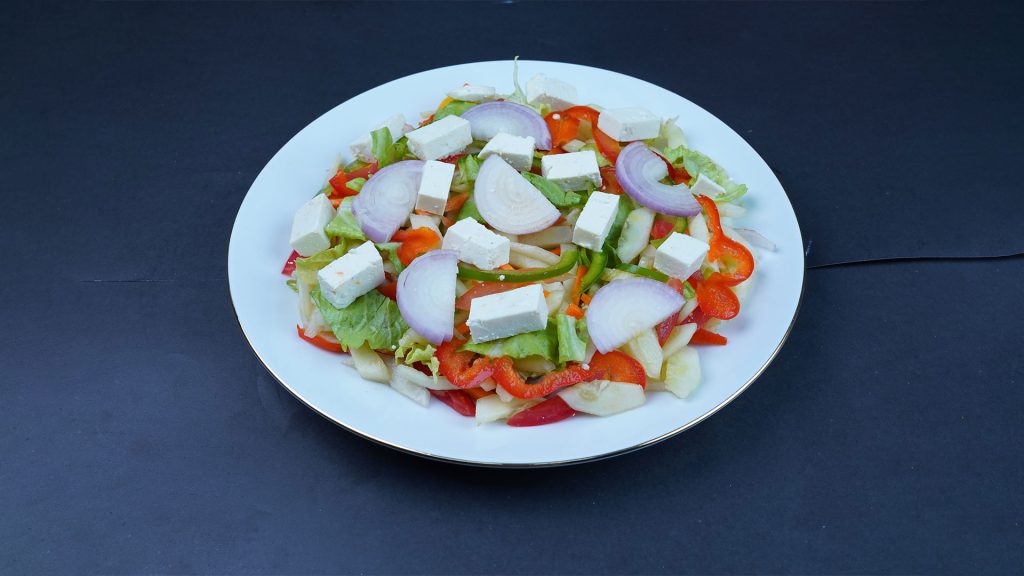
(457, 249, 579, 282)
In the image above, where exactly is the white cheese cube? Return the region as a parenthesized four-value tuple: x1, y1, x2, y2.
(689, 173, 726, 198)
(526, 74, 577, 112)
(415, 160, 455, 215)
(572, 191, 620, 251)
(541, 151, 602, 191)
(467, 284, 548, 343)
(441, 217, 509, 270)
(654, 232, 710, 280)
(289, 194, 336, 257)
(441, 217, 488, 252)
(448, 84, 496, 103)
(478, 133, 535, 172)
(597, 107, 661, 142)
(317, 241, 385, 309)
(350, 114, 407, 163)
(462, 230, 510, 270)
(408, 213, 441, 237)
(406, 115, 472, 161)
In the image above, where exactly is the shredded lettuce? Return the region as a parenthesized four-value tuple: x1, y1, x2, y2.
(434, 100, 477, 121)
(556, 315, 588, 364)
(506, 56, 529, 106)
(345, 177, 366, 193)
(521, 172, 582, 207)
(456, 154, 481, 184)
(580, 143, 611, 168)
(294, 243, 348, 285)
(286, 278, 298, 293)
(370, 127, 408, 168)
(375, 242, 405, 275)
(664, 145, 748, 203)
(325, 197, 366, 241)
(312, 288, 407, 352)
(461, 324, 558, 361)
(682, 281, 696, 301)
(457, 195, 483, 222)
(394, 329, 441, 381)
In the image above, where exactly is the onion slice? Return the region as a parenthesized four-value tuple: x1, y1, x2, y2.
(735, 227, 776, 251)
(474, 155, 560, 234)
(615, 142, 701, 217)
(585, 277, 685, 353)
(396, 249, 458, 345)
(461, 101, 552, 150)
(352, 160, 424, 242)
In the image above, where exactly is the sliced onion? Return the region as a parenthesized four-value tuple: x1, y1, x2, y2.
(735, 227, 777, 251)
(474, 155, 560, 234)
(615, 142, 701, 217)
(396, 249, 458, 345)
(352, 160, 424, 242)
(461, 101, 552, 150)
(585, 277, 685, 353)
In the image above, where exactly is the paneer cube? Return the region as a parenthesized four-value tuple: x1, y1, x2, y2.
(317, 241, 385, 309)
(596, 107, 661, 142)
(689, 173, 726, 198)
(654, 232, 710, 280)
(406, 115, 472, 161)
(467, 284, 548, 343)
(572, 191, 620, 251)
(541, 151, 602, 191)
(526, 74, 577, 112)
(415, 160, 455, 215)
(448, 84, 496, 102)
(441, 217, 509, 270)
(441, 217, 488, 253)
(350, 114, 407, 163)
(478, 133, 536, 172)
(289, 194, 336, 257)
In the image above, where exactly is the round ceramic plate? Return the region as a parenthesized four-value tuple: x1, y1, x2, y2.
(228, 60, 804, 467)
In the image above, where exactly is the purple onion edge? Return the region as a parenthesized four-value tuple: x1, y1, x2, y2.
(396, 249, 459, 346)
(462, 101, 552, 150)
(615, 142, 701, 217)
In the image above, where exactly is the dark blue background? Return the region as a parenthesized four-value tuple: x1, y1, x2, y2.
(2, 1, 1022, 574)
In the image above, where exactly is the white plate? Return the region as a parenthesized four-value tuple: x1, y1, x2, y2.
(228, 60, 804, 467)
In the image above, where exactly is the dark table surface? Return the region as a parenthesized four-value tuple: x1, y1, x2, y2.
(3, 1, 1022, 574)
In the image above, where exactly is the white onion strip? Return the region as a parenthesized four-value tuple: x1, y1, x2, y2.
(474, 155, 560, 235)
(396, 249, 458, 345)
(585, 277, 685, 353)
(461, 101, 552, 150)
(352, 160, 424, 242)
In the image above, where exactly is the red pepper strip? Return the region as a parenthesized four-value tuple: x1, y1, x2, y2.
(464, 387, 492, 400)
(693, 278, 740, 320)
(564, 303, 584, 319)
(429, 389, 476, 417)
(507, 396, 575, 427)
(599, 165, 623, 194)
(491, 357, 596, 399)
(455, 281, 528, 311)
(377, 280, 398, 300)
(346, 161, 378, 180)
(435, 338, 496, 388)
(445, 193, 469, 214)
(281, 250, 300, 276)
(295, 325, 344, 353)
(544, 112, 581, 148)
(695, 195, 754, 286)
(391, 227, 440, 265)
(656, 279, 685, 345)
(656, 153, 691, 185)
(328, 170, 359, 198)
(690, 328, 728, 346)
(588, 351, 647, 388)
(650, 219, 674, 240)
(561, 106, 621, 163)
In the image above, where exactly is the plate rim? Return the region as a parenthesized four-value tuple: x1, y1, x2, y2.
(227, 59, 806, 468)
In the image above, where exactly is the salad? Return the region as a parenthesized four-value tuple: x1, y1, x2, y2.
(283, 62, 768, 427)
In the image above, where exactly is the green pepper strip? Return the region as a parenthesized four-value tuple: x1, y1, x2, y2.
(580, 250, 608, 292)
(616, 263, 669, 282)
(458, 249, 579, 282)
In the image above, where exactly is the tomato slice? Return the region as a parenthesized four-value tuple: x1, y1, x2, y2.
(377, 280, 398, 300)
(435, 338, 496, 388)
(588, 351, 646, 388)
(455, 281, 528, 311)
(429, 389, 476, 417)
(295, 325, 344, 353)
(281, 250, 300, 276)
(507, 396, 575, 427)
(650, 219, 674, 240)
(599, 165, 623, 194)
(391, 227, 441, 265)
(690, 328, 727, 346)
(492, 357, 595, 399)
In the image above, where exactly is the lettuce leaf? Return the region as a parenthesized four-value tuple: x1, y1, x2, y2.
(325, 197, 366, 241)
(521, 172, 582, 207)
(506, 56, 529, 106)
(457, 195, 483, 222)
(664, 145, 748, 203)
(294, 243, 348, 285)
(394, 329, 441, 381)
(461, 324, 558, 361)
(370, 128, 408, 168)
(312, 288, 407, 352)
(456, 154, 481, 184)
(556, 315, 588, 364)
(434, 100, 477, 121)
(375, 242, 405, 275)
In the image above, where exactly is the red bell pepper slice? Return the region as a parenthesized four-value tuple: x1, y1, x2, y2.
(281, 250, 300, 276)
(554, 106, 622, 164)
(391, 227, 440, 265)
(377, 280, 398, 300)
(690, 328, 728, 346)
(588, 351, 647, 388)
(599, 166, 623, 194)
(544, 112, 581, 148)
(656, 279, 685, 345)
(295, 325, 344, 353)
(346, 161, 378, 180)
(429, 389, 476, 417)
(693, 278, 740, 320)
(507, 396, 575, 427)
(695, 195, 754, 286)
(491, 357, 595, 399)
(650, 219, 674, 240)
(435, 338, 496, 388)
(328, 170, 358, 198)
